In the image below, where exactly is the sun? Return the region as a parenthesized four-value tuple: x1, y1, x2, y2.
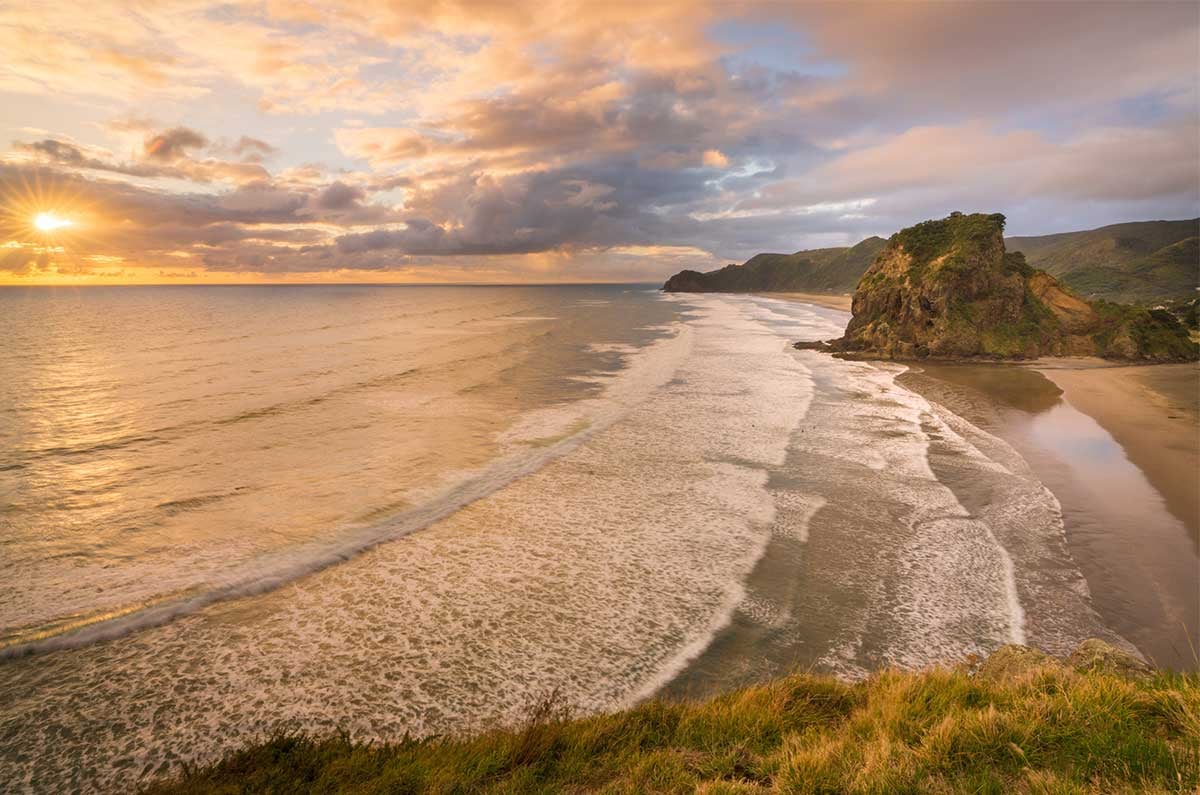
(1, 172, 91, 242)
(34, 211, 74, 232)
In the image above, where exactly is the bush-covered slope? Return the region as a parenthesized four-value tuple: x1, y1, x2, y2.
(144, 640, 1198, 794)
(816, 213, 1198, 361)
(665, 219, 1198, 305)
(663, 236, 886, 293)
(1007, 219, 1199, 303)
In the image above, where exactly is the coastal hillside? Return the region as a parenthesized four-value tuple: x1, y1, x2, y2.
(663, 236, 886, 293)
(1008, 218, 1199, 304)
(810, 212, 1197, 361)
(663, 219, 1198, 305)
(146, 640, 1197, 794)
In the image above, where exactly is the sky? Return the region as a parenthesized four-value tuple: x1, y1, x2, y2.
(1, 0, 1197, 284)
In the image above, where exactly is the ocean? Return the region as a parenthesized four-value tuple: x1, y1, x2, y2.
(0, 285, 1180, 791)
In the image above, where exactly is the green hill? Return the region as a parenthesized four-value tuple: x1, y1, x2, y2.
(145, 640, 1198, 794)
(1007, 219, 1199, 304)
(663, 236, 886, 293)
(664, 219, 1198, 305)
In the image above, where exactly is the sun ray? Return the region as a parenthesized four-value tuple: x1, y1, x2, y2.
(0, 169, 102, 278)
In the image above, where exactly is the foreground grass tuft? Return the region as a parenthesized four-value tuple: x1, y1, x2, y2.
(144, 648, 1199, 794)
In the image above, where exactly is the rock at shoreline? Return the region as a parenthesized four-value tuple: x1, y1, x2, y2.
(1068, 638, 1154, 679)
(973, 638, 1150, 682)
(801, 212, 1198, 362)
(973, 644, 1053, 681)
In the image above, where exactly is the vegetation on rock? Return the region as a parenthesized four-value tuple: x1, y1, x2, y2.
(822, 213, 1198, 362)
(664, 218, 1198, 307)
(145, 639, 1198, 794)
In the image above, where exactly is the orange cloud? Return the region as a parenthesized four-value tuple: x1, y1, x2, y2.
(1, 1, 1196, 283)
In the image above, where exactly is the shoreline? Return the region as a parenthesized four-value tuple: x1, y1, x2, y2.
(898, 359, 1199, 670)
(751, 291, 852, 312)
(1032, 360, 1198, 542)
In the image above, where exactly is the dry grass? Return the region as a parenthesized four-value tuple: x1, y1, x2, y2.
(144, 655, 1199, 794)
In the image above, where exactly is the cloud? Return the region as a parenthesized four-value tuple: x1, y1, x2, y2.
(1, 1, 1197, 282)
(0, 163, 402, 278)
(784, 1, 1200, 118)
(143, 127, 208, 161)
(334, 128, 433, 165)
(231, 136, 279, 163)
(12, 128, 272, 186)
(311, 181, 365, 210)
(14, 139, 94, 167)
(743, 121, 1199, 211)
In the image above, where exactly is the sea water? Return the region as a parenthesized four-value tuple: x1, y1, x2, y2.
(0, 286, 1133, 791)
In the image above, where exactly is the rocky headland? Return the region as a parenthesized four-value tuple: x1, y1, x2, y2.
(663, 217, 1199, 305)
(797, 212, 1198, 362)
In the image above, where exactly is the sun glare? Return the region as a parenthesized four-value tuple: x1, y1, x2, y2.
(34, 211, 73, 232)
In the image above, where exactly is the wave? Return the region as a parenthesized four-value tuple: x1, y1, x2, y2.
(0, 325, 694, 660)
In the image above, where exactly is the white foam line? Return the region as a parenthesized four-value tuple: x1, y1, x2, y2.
(622, 548, 763, 707)
(795, 495, 827, 543)
(619, 294, 818, 701)
(1, 324, 695, 660)
(905, 385, 1029, 645)
(994, 539, 1028, 644)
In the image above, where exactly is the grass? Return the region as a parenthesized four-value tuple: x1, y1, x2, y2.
(890, 211, 1007, 284)
(144, 652, 1199, 794)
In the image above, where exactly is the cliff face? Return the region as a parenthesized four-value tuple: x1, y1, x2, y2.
(662, 236, 886, 294)
(821, 213, 1197, 362)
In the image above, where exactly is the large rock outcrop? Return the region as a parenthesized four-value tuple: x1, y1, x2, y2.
(810, 212, 1198, 362)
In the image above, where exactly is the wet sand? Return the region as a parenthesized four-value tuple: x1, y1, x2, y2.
(757, 292, 853, 312)
(1034, 360, 1198, 542)
(900, 361, 1199, 670)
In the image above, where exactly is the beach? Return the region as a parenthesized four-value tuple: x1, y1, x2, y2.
(744, 290, 1196, 668)
(753, 291, 853, 312)
(1034, 360, 1198, 542)
(1, 288, 1132, 791)
(899, 360, 1199, 670)
(2, 289, 1195, 791)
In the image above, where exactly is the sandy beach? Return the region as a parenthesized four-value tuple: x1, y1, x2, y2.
(1033, 360, 1198, 542)
(899, 359, 1199, 670)
(756, 291, 853, 312)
